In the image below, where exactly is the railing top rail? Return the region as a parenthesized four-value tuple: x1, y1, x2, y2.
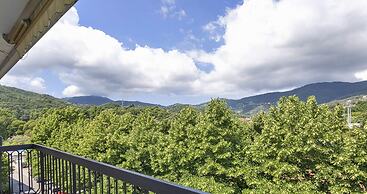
(0, 144, 35, 152)
(0, 144, 208, 194)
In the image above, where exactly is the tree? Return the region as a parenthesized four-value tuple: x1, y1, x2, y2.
(0, 108, 24, 139)
(248, 96, 347, 192)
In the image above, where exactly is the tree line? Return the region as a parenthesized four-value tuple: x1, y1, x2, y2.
(1, 96, 367, 193)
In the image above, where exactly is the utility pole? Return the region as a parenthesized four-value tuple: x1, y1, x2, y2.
(347, 100, 352, 128)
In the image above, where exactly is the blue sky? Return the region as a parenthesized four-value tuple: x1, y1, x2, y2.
(49, 0, 242, 105)
(75, 0, 240, 51)
(2, 0, 367, 105)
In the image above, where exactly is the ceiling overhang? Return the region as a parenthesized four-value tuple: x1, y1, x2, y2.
(0, 0, 77, 79)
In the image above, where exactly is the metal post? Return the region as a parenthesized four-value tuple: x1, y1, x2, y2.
(40, 152, 45, 194)
(0, 136, 3, 194)
(72, 163, 77, 194)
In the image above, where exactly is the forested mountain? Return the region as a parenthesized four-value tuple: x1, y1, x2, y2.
(224, 81, 367, 115)
(115, 100, 162, 107)
(0, 85, 68, 116)
(63, 81, 367, 115)
(64, 96, 161, 107)
(2, 80, 367, 116)
(64, 95, 114, 105)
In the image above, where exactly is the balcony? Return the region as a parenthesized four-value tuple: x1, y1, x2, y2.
(0, 144, 207, 194)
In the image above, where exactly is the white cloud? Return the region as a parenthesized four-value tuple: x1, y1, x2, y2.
(176, 9, 187, 20)
(7, 7, 201, 98)
(0, 75, 46, 93)
(62, 85, 84, 97)
(203, 15, 226, 42)
(4, 1, 367, 102)
(159, 0, 186, 20)
(355, 70, 367, 80)
(194, 0, 367, 97)
(30, 77, 46, 91)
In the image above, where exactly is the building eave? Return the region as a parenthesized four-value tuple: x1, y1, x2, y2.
(0, 0, 77, 79)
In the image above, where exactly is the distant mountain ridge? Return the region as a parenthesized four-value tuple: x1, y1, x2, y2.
(224, 81, 367, 115)
(64, 96, 161, 107)
(64, 96, 113, 105)
(2, 80, 367, 116)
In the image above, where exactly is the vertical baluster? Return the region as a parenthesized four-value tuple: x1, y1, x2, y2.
(69, 162, 73, 194)
(48, 154, 51, 194)
(114, 179, 118, 194)
(83, 167, 86, 194)
(72, 163, 77, 194)
(20, 151, 24, 192)
(17, 151, 21, 193)
(30, 151, 35, 192)
(45, 154, 48, 194)
(78, 165, 81, 193)
(47, 155, 49, 194)
(61, 159, 64, 193)
(94, 171, 97, 194)
(65, 161, 69, 193)
(55, 156, 58, 193)
(5, 152, 10, 194)
(30, 150, 35, 192)
(47, 154, 50, 194)
(40, 152, 45, 194)
(100, 174, 104, 194)
(54, 157, 57, 193)
(88, 169, 92, 194)
(50, 155, 53, 194)
(52, 156, 56, 192)
(51, 155, 54, 193)
(27, 150, 31, 191)
(37, 151, 41, 193)
(107, 176, 111, 194)
(56, 157, 60, 192)
(8, 152, 13, 194)
(44, 154, 47, 194)
(133, 185, 137, 194)
(123, 182, 127, 194)
(57, 158, 63, 192)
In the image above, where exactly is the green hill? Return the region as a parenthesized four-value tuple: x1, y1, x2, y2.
(0, 85, 69, 116)
(64, 96, 162, 107)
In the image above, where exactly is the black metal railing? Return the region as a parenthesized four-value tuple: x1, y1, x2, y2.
(0, 143, 207, 194)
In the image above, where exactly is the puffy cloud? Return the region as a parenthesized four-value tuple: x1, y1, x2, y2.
(355, 70, 367, 80)
(203, 16, 226, 42)
(194, 0, 367, 97)
(62, 85, 84, 97)
(3, 1, 367, 102)
(6, 7, 201, 98)
(1, 75, 46, 93)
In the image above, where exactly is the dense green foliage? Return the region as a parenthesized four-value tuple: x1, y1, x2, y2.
(353, 101, 367, 127)
(20, 96, 366, 193)
(0, 108, 26, 139)
(1, 90, 366, 193)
